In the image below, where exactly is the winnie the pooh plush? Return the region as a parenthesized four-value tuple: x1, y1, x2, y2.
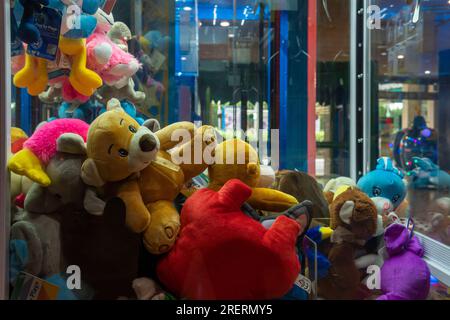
(318, 186, 378, 300)
(82, 99, 216, 254)
(208, 139, 298, 213)
(81, 98, 160, 232)
(138, 124, 216, 254)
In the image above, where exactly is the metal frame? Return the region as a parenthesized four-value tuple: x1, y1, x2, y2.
(363, 0, 372, 175)
(416, 233, 450, 287)
(0, 0, 12, 300)
(350, 0, 369, 181)
(349, 0, 358, 181)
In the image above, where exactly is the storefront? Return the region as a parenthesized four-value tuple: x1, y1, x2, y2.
(0, 0, 449, 300)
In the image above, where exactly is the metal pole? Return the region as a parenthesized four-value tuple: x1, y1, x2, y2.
(0, 0, 12, 300)
(363, 0, 372, 174)
(350, 0, 365, 181)
(258, 2, 266, 149)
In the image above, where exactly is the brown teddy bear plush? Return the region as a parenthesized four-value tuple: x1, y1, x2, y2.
(323, 177, 357, 205)
(82, 99, 216, 254)
(82, 98, 160, 234)
(318, 186, 378, 300)
(274, 170, 330, 219)
(208, 139, 298, 213)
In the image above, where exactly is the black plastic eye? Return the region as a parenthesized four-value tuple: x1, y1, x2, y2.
(118, 149, 129, 157)
(373, 187, 382, 197)
(392, 195, 400, 203)
(129, 125, 137, 133)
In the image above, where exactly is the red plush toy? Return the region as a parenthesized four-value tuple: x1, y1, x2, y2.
(157, 179, 302, 300)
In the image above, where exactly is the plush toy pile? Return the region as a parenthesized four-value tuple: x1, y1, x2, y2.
(8, 1, 438, 301)
(11, 0, 163, 125)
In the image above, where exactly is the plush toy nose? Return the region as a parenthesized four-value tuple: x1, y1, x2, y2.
(139, 135, 157, 152)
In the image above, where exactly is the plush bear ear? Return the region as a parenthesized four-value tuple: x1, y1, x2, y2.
(81, 159, 105, 187)
(57, 133, 87, 155)
(246, 162, 259, 177)
(339, 200, 354, 224)
(107, 98, 124, 112)
(143, 119, 161, 133)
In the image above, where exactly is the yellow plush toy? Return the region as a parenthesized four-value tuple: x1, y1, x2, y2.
(81, 99, 160, 232)
(82, 99, 216, 254)
(208, 139, 298, 212)
(14, 37, 102, 96)
(138, 124, 216, 254)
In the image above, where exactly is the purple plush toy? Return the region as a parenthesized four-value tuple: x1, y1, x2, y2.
(378, 223, 430, 300)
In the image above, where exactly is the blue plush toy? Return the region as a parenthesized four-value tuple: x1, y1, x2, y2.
(144, 30, 171, 51)
(99, 100, 146, 125)
(357, 157, 406, 209)
(48, 0, 100, 39)
(408, 157, 450, 191)
(17, 0, 100, 43)
(17, 0, 50, 44)
(57, 100, 96, 123)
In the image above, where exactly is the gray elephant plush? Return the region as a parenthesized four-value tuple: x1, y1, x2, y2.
(10, 211, 64, 284)
(24, 133, 105, 216)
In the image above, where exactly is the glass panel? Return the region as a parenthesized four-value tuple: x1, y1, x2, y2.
(370, 0, 450, 247)
(316, 0, 351, 180)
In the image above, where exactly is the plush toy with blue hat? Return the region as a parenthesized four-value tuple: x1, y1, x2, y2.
(357, 157, 406, 210)
(14, 0, 103, 97)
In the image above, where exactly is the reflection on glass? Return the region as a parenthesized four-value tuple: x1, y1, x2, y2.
(370, 0, 450, 246)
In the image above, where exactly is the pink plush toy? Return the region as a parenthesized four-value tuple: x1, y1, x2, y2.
(8, 119, 89, 187)
(86, 9, 140, 88)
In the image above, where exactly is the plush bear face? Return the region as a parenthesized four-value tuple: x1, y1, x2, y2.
(82, 101, 159, 186)
(330, 188, 378, 240)
(208, 139, 261, 189)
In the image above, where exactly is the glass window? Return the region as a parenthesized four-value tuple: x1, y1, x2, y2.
(369, 0, 450, 247)
(2, 0, 449, 301)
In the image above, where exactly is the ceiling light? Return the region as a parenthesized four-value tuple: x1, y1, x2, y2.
(220, 21, 230, 27)
(183, 6, 192, 11)
(425, 70, 431, 75)
(397, 54, 405, 59)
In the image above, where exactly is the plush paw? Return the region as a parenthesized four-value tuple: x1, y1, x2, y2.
(69, 71, 102, 97)
(143, 220, 180, 254)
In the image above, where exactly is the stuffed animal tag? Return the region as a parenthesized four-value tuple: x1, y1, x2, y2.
(154, 157, 181, 173)
(26, 7, 62, 61)
(11, 8, 24, 57)
(294, 274, 312, 295)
